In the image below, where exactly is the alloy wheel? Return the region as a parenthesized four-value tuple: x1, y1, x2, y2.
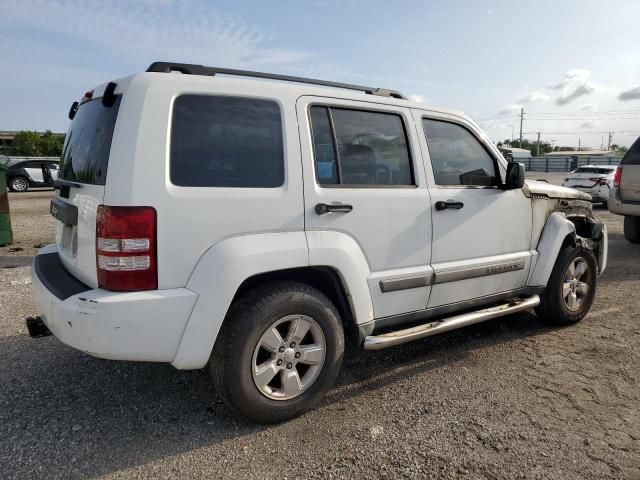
(251, 314, 326, 401)
(562, 257, 592, 312)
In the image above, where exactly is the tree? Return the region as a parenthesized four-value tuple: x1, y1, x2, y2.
(9, 130, 64, 157)
(11, 131, 43, 156)
(39, 130, 64, 156)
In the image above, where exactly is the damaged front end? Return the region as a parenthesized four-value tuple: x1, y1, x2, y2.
(526, 180, 608, 276)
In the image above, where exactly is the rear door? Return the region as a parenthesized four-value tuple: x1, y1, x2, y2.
(54, 94, 122, 287)
(620, 138, 640, 202)
(297, 96, 432, 319)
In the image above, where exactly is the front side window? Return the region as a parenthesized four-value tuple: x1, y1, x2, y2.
(310, 106, 413, 186)
(171, 95, 284, 187)
(422, 119, 499, 187)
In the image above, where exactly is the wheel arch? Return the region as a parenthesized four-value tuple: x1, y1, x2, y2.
(172, 231, 373, 370)
(528, 212, 577, 287)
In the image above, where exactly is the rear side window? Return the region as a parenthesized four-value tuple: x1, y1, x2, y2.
(622, 137, 640, 165)
(574, 167, 615, 174)
(422, 119, 499, 187)
(59, 97, 121, 185)
(170, 95, 284, 187)
(309, 106, 413, 186)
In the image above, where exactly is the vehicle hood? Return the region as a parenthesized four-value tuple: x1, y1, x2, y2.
(524, 179, 592, 201)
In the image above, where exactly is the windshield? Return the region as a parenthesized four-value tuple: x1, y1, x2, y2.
(59, 96, 121, 185)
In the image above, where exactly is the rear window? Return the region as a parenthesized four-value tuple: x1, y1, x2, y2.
(170, 95, 284, 188)
(574, 167, 616, 174)
(622, 137, 640, 165)
(59, 97, 121, 185)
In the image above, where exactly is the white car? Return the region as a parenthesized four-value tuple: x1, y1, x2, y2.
(30, 62, 608, 423)
(562, 165, 617, 207)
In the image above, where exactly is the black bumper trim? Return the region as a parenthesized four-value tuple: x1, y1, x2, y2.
(34, 253, 91, 301)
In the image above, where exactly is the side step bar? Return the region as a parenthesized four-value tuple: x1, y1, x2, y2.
(364, 295, 540, 351)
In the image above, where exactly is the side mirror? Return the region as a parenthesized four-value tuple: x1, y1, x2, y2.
(504, 162, 525, 189)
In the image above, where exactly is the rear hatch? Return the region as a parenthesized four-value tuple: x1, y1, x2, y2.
(53, 89, 122, 288)
(564, 167, 614, 190)
(620, 138, 640, 202)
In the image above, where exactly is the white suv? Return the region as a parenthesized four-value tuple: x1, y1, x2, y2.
(31, 62, 608, 423)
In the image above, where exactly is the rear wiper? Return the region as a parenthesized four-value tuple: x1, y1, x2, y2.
(54, 179, 83, 189)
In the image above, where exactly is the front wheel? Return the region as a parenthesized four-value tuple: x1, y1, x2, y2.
(536, 245, 597, 325)
(209, 282, 344, 423)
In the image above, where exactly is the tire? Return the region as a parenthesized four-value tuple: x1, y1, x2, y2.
(535, 245, 597, 326)
(623, 216, 640, 244)
(8, 176, 29, 192)
(209, 281, 344, 423)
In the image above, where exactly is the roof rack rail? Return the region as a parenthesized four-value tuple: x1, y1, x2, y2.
(146, 61, 406, 100)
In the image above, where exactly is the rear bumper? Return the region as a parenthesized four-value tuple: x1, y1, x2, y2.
(609, 187, 640, 216)
(31, 246, 198, 363)
(565, 184, 608, 203)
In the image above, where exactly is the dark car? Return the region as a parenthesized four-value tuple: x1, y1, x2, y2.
(6, 160, 59, 192)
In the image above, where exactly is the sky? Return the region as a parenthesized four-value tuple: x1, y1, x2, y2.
(2, 0, 640, 148)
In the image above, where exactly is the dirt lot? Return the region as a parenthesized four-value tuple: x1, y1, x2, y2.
(0, 179, 638, 480)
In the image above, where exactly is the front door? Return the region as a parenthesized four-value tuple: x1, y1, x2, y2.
(413, 111, 533, 308)
(297, 96, 432, 319)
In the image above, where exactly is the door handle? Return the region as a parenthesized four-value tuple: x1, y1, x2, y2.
(435, 200, 464, 211)
(315, 203, 354, 215)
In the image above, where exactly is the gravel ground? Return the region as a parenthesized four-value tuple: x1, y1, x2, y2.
(0, 178, 638, 480)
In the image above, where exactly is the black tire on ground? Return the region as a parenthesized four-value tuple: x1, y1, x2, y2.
(623, 216, 640, 244)
(535, 245, 597, 326)
(600, 199, 608, 209)
(209, 281, 344, 423)
(8, 176, 29, 192)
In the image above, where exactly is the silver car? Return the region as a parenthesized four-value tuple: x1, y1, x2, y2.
(609, 137, 640, 243)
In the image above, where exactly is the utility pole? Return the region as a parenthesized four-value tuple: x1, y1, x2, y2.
(519, 108, 524, 148)
(607, 132, 613, 150)
(536, 132, 541, 156)
(578, 138, 581, 151)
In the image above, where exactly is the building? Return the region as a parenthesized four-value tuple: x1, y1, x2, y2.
(499, 147, 531, 161)
(544, 149, 617, 157)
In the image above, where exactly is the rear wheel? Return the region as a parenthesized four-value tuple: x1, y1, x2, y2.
(9, 176, 29, 192)
(536, 245, 597, 325)
(623, 216, 640, 244)
(210, 282, 344, 423)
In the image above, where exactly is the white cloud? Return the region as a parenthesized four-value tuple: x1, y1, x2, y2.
(581, 103, 597, 111)
(408, 94, 430, 103)
(580, 120, 600, 129)
(619, 86, 640, 101)
(499, 104, 523, 115)
(556, 82, 598, 105)
(547, 69, 602, 106)
(517, 90, 550, 104)
(0, 0, 312, 70)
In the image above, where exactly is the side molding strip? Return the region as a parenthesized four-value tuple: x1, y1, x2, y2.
(378, 258, 527, 293)
(434, 259, 526, 284)
(379, 274, 433, 293)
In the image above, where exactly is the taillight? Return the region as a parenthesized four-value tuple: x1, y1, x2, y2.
(613, 166, 623, 187)
(96, 206, 157, 291)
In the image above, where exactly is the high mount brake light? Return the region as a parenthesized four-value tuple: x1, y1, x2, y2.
(96, 206, 157, 291)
